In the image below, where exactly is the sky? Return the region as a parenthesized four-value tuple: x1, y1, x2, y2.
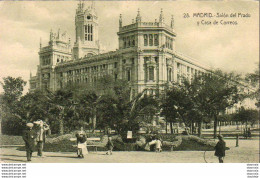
(0, 1, 259, 94)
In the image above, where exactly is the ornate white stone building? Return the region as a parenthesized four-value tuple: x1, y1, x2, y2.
(30, 2, 209, 97)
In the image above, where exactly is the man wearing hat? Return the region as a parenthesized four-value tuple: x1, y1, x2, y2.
(33, 120, 50, 157)
(214, 135, 226, 163)
(22, 123, 36, 162)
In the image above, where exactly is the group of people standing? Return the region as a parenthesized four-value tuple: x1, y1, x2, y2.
(22, 120, 50, 161)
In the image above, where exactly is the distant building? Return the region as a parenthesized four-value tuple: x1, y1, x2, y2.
(29, 2, 209, 98)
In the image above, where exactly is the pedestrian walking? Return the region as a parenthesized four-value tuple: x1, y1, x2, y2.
(22, 123, 36, 162)
(106, 136, 114, 155)
(214, 135, 226, 163)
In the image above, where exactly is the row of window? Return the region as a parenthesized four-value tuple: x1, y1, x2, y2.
(57, 55, 69, 63)
(42, 58, 51, 66)
(177, 63, 204, 76)
(42, 73, 50, 79)
(123, 36, 135, 48)
(65, 64, 109, 76)
(144, 34, 159, 46)
(85, 24, 93, 41)
(165, 36, 173, 50)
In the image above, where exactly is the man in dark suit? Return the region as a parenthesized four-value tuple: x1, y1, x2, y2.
(22, 123, 36, 162)
(214, 135, 226, 163)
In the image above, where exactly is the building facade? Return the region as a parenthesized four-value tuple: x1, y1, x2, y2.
(29, 2, 209, 97)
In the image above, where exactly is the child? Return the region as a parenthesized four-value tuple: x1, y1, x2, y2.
(106, 136, 114, 155)
(155, 138, 162, 153)
(76, 131, 88, 158)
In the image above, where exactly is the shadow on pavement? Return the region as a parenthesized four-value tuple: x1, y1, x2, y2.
(47, 155, 79, 159)
(0, 157, 27, 162)
(0, 154, 25, 158)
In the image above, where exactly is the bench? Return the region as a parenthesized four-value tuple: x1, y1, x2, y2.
(70, 137, 104, 152)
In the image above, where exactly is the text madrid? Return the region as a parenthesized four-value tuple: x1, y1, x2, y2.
(193, 13, 250, 18)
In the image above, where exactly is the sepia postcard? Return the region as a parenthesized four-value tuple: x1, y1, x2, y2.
(0, 0, 259, 177)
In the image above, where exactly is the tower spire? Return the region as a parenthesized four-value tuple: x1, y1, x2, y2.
(50, 29, 53, 41)
(119, 14, 122, 28)
(40, 38, 42, 49)
(91, 1, 95, 9)
(159, 8, 164, 23)
(136, 8, 141, 23)
(171, 15, 174, 28)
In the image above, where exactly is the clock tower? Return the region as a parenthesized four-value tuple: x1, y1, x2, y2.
(73, 1, 99, 59)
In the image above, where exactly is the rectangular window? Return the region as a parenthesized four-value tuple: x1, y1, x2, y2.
(128, 37, 131, 47)
(127, 70, 131, 81)
(144, 34, 148, 46)
(168, 68, 172, 81)
(114, 62, 118, 68)
(114, 74, 118, 81)
(149, 67, 154, 81)
(177, 63, 180, 71)
(154, 34, 158, 46)
(131, 36, 135, 46)
(123, 37, 126, 48)
(132, 58, 135, 64)
(149, 34, 153, 46)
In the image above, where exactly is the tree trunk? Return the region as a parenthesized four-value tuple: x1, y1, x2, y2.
(165, 121, 168, 134)
(191, 120, 194, 135)
(213, 115, 218, 139)
(92, 116, 96, 133)
(219, 121, 221, 135)
(170, 122, 173, 134)
(198, 121, 202, 137)
(59, 117, 64, 135)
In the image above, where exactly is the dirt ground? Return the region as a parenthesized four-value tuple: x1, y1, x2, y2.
(0, 139, 259, 163)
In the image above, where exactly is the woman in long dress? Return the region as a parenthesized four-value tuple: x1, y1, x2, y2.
(76, 130, 88, 158)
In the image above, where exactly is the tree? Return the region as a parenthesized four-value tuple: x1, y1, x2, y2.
(0, 76, 26, 108)
(160, 85, 193, 134)
(245, 68, 259, 108)
(131, 95, 160, 134)
(0, 76, 26, 135)
(193, 70, 242, 138)
(46, 89, 74, 135)
(234, 107, 258, 128)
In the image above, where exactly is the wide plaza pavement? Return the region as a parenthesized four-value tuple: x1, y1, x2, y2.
(0, 139, 259, 163)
